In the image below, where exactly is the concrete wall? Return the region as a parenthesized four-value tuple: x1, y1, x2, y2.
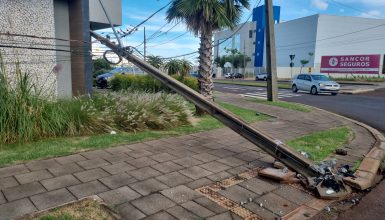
(0, 0, 58, 97)
(54, 0, 72, 98)
(274, 15, 318, 68)
(89, 0, 122, 30)
(213, 22, 256, 68)
(314, 14, 385, 75)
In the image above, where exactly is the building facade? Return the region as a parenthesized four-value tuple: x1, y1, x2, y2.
(213, 5, 385, 78)
(0, 0, 122, 98)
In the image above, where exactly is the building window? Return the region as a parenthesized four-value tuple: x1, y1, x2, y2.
(253, 42, 256, 45)
(233, 34, 241, 51)
(257, 53, 260, 56)
(249, 30, 253, 38)
(258, 28, 261, 32)
(258, 41, 260, 44)
(218, 39, 230, 57)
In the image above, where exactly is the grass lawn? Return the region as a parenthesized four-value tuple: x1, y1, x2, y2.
(245, 98, 311, 112)
(0, 102, 271, 167)
(213, 79, 292, 89)
(287, 127, 353, 162)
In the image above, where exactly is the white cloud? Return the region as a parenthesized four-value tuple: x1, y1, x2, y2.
(359, 10, 382, 18)
(311, 0, 329, 10)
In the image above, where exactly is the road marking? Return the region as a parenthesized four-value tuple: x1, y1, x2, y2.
(243, 91, 302, 99)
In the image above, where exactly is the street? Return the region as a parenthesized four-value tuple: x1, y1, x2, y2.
(214, 83, 385, 132)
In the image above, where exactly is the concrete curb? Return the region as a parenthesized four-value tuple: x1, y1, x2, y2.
(304, 105, 385, 190)
(340, 89, 376, 95)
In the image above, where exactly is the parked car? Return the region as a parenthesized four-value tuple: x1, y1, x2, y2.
(255, 73, 267, 81)
(234, 73, 244, 79)
(189, 72, 202, 78)
(292, 73, 340, 95)
(224, 73, 233, 78)
(96, 67, 141, 88)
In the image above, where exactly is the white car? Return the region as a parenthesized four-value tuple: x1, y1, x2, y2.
(292, 73, 340, 95)
(255, 73, 267, 81)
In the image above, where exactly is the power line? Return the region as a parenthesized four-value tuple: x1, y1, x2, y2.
(121, 2, 172, 38)
(0, 32, 91, 44)
(161, 0, 263, 59)
(147, 32, 188, 48)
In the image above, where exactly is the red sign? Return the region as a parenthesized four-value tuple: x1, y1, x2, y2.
(320, 54, 381, 74)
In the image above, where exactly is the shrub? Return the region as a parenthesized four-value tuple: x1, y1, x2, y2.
(110, 74, 199, 92)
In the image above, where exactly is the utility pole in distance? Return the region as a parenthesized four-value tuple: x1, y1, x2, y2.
(144, 26, 147, 60)
(265, 0, 278, 101)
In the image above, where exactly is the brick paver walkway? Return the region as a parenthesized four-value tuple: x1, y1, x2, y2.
(0, 94, 376, 220)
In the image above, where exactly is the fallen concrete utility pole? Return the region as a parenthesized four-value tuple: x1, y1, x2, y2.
(90, 31, 318, 178)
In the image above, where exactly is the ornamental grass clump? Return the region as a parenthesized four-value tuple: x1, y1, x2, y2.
(0, 55, 192, 145)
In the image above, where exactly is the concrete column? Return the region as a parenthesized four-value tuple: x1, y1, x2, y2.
(69, 0, 92, 96)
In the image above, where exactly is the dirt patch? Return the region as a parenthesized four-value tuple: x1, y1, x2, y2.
(25, 198, 119, 220)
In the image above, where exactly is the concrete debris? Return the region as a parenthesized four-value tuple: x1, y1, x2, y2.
(110, 130, 117, 135)
(338, 165, 355, 178)
(273, 161, 286, 169)
(336, 148, 348, 155)
(258, 167, 299, 183)
(310, 159, 352, 199)
(300, 151, 310, 158)
(324, 206, 331, 212)
(259, 203, 263, 207)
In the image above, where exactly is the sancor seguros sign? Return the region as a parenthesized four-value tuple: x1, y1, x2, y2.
(320, 55, 381, 74)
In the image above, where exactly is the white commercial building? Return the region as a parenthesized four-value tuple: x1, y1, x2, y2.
(213, 5, 385, 79)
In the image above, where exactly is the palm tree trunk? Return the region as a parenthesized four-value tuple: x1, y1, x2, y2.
(198, 31, 214, 100)
(194, 29, 214, 115)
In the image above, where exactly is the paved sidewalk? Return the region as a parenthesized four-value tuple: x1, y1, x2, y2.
(0, 93, 377, 220)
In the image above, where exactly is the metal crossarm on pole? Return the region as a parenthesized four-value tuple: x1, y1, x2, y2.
(90, 31, 320, 178)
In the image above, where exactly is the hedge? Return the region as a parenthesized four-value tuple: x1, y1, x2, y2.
(110, 74, 199, 92)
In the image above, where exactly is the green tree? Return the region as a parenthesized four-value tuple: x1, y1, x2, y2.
(165, 59, 182, 75)
(180, 59, 193, 79)
(215, 48, 250, 68)
(147, 55, 164, 69)
(166, 0, 250, 100)
(300, 59, 309, 73)
(92, 58, 112, 77)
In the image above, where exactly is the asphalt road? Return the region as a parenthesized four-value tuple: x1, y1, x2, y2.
(214, 83, 385, 132)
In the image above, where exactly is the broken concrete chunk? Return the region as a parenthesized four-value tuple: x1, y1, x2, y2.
(316, 184, 351, 200)
(258, 167, 297, 183)
(273, 161, 286, 169)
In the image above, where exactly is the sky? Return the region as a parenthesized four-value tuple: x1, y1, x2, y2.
(95, 0, 385, 63)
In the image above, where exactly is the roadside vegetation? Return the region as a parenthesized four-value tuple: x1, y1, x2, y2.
(0, 102, 269, 167)
(245, 98, 311, 112)
(110, 74, 198, 92)
(331, 75, 385, 83)
(287, 127, 353, 161)
(213, 79, 292, 89)
(0, 58, 191, 145)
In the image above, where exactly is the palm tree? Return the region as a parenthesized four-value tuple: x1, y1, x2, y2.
(180, 59, 193, 79)
(147, 55, 164, 69)
(300, 59, 309, 73)
(165, 59, 182, 75)
(166, 0, 249, 100)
